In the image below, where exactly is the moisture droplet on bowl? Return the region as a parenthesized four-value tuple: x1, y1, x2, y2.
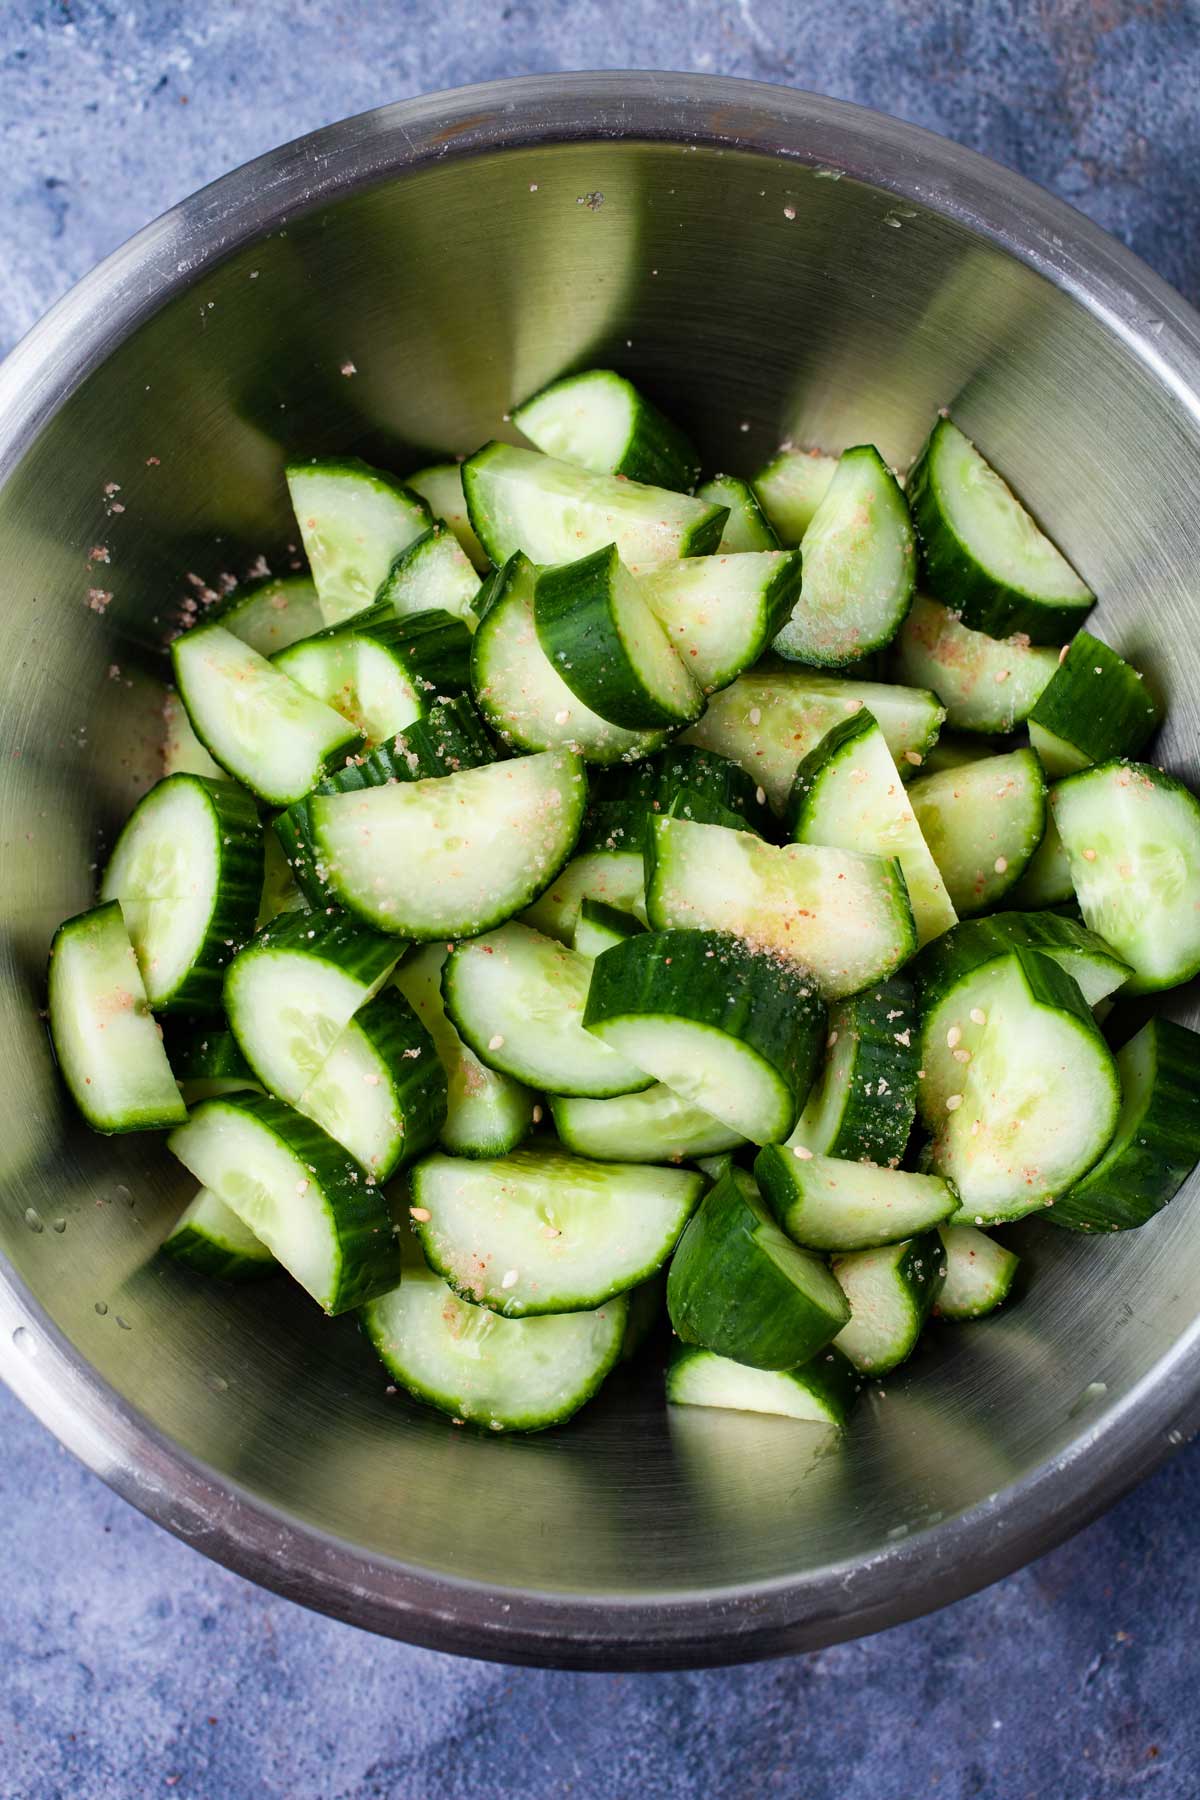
(94, 1301, 108, 1316)
(23, 1208, 43, 1233)
(11, 1325, 36, 1356)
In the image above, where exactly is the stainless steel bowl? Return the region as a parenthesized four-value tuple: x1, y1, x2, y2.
(2, 73, 1199, 1671)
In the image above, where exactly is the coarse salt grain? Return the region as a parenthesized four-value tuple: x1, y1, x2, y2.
(783, 205, 796, 220)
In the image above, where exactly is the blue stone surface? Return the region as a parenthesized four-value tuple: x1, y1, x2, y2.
(3, 2, 1200, 1793)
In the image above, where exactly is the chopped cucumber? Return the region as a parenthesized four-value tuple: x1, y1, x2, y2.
(100, 773, 263, 1012)
(549, 1083, 743, 1163)
(307, 748, 586, 939)
(1049, 1018, 1200, 1231)
(919, 734, 999, 776)
(520, 850, 647, 943)
(636, 549, 803, 693)
(667, 1169, 850, 1370)
(666, 1343, 860, 1426)
(512, 368, 700, 492)
(161, 1017, 258, 1105)
(535, 545, 704, 730)
(786, 975, 918, 1166)
(583, 744, 773, 854)
(697, 474, 780, 552)
(927, 949, 1120, 1223)
(405, 461, 490, 571)
(215, 574, 324, 657)
(375, 523, 482, 625)
(273, 605, 470, 746)
(462, 443, 726, 572)
(1052, 760, 1200, 993)
(645, 815, 917, 999)
(752, 446, 839, 544)
(832, 1232, 943, 1374)
(935, 1224, 1019, 1319)
(756, 1146, 957, 1253)
(572, 897, 644, 959)
(788, 710, 957, 944)
(908, 747, 1046, 915)
(583, 928, 825, 1144)
(162, 1187, 275, 1282)
(48, 902, 187, 1133)
(1005, 806, 1074, 908)
(907, 416, 1093, 642)
(286, 457, 431, 625)
(773, 446, 915, 667)
(295, 988, 446, 1179)
(893, 594, 1061, 734)
(471, 551, 666, 763)
(171, 625, 361, 806)
(410, 1145, 702, 1316)
(1029, 631, 1160, 777)
(362, 1226, 626, 1431)
(681, 669, 945, 811)
(443, 922, 653, 1099)
(162, 690, 222, 779)
(393, 945, 535, 1159)
(168, 1093, 400, 1313)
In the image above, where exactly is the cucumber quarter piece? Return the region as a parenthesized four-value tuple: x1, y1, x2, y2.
(512, 368, 700, 492)
(666, 1343, 860, 1427)
(309, 748, 586, 939)
(1049, 1018, 1200, 1232)
(171, 625, 362, 806)
(394, 945, 535, 1159)
(273, 606, 470, 747)
(893, 594, 1061, 734)
(375, 522, 482, 625)
(295, 988, 446, 1179)
(927, 949, 1120, 1224)
(1028, 630, 1160, 777)
(786, 975, 918, 1166)
(913, 910, 1131, 1126)
(287, 457, 432, 626)
(223, 909, 402, 1106)
(773, 445, 915, 667)
(48, 901, 187, 1133)
(788, 709, 957, 945)
(216, 574, 324, 657)
(697, 474, 781, 553)
(907, 416, 1093, 642)
(681, 670, 945, 811)
(935, 1224, 1019, 1318)
(550, 1083, 743, 1163)
(404, 461, 490, 572)
(645, 815, 917, 999)
(100, 773, 264, 1012)
(756, 1146, 957, 1253)
(462, 442, 727, 572)
(520, 850, 647, 943)
(535, 544, 704, 731)
(162, 690, 223, 779)
(168, 1093, 400, 1313)
(362, 1226, 626, 1431)
(752, 446, 839, 544)
(443, 922, 653, 1099)
(636, 549, 803, 694)
(583, 928, 825, 1144)
(1052, 760, 1200, 993)
(832, 1232, 943, 1374)
(471, 551, 667, 763)
(667, 1169, 850, 1370)
(573, 898, 644, 959)
(410, 1145, 702, 1316)
(162, 1186, 275, 1282)
(907, 747, 1046, 915)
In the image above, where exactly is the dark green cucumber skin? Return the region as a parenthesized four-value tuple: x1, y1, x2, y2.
(224, 906, 402, 1052)
(515, 370, 702, 492)
(834, 1230, 944, 1372)
(667, 1341, 861, 1425)
(182, 1093, 401, 1313)
(1049, 1018, 1200, 1231)
(535, 544, 699, 732)
(274, 697, 497, 905)
(785, 708, 875, 838)
(161, 1017, 255, 1084)
(104, 775, 264, 1014)
(162, 1226, 274, 1283)
(1028, 629, 1159, 764)
(666, 1171, 850, 1369)
(696, 475, 781, 552)
(350, 988, 448, 1175)
(621, 1273, 667, 1361)
(583, 928, 826, 1122)
(907, 418, 1093, 643)
(796, 974, 918, 1164)
(275, 599, 472, 697)
(583, 745, 775, 853)
(912, 909, 1129, 1018)
(577, 898, 644, 944)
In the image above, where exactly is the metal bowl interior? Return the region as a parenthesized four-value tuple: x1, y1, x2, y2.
(1, 74, 1199, 1671)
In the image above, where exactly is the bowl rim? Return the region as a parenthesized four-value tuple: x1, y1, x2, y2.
(3, 70, 1200, 1671)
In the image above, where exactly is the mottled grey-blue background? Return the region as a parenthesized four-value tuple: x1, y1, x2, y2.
(3, 3, 1200, 1796)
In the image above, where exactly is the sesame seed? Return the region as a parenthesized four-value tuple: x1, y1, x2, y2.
(748, 706, 762, 725)
(970, 1008, 987, 1025)
(994, 856, 1008, 873)
(945, 1094, 963, 1112)
(792, 1144, 814, 1160)
(409, 1206, 431, 1222)
(531, 1104, 543, 1123)
(946, 1025, 962, 1049)
(1083, 847, 1097, 861)
(755, 786, 766, 806)
(501, 1269, 519, 1289)
(904, 750, 923, 766)
(1058, 643, 1070, 663)
(488, 1034, 505, 1050)
(953, 1047, 971, 1063)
